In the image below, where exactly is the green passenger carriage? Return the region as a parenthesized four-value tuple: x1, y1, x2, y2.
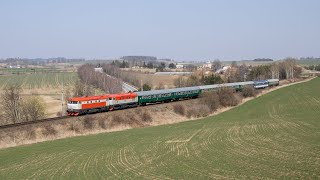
(136, 87, 200, 105)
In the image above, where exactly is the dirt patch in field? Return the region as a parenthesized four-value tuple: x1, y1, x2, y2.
(0, 77, 315, 149)
(40, 95, 62, 117)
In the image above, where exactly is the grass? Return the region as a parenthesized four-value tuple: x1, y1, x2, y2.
(0, 72, 78, 89)
(0, 78, 319, 179)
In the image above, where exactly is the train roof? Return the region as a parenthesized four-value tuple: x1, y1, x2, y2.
(267, 79, 279, 82)
(221, 81, 254, 87)
(109, 92, 137, 98)
(199, 81, 254, 90)
(253, 80, 268, 83)
(198, 84, 219, 90)
(136, 86, 200, 96)
(69, 95, 109, 102)
(69, 92, 138, 101)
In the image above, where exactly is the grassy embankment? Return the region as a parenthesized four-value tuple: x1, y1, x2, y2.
(0, 78, 319, 179)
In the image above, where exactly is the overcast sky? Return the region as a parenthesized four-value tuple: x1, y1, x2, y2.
(0, 0, 319, 61)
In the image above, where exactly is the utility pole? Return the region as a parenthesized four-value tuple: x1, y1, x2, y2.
(141, 79, 143, 91)
(61, 82, 64, 116)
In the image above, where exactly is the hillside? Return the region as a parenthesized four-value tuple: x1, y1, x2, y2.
(0, 78, 319, 179)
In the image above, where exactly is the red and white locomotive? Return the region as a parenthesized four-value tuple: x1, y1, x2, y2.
(67, 92, 138, 116)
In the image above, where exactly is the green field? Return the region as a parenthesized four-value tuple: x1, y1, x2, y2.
(297, 59, 320, 66)
(0, 72, 78, 89)
(0, 78, 319, 179)
(0, 68, 70, 73)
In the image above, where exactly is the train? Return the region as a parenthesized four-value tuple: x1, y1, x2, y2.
(67, 79, 279, 116)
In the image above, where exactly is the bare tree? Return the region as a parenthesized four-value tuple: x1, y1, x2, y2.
(73, 79, 86, 97)
(1, 85, 23, 124)
(64, 87, 72, 101)
(212, 59, 222, 72)
(237, 64, 249, 81)
(281, 58, 298, 79)
(22, 96, 46, 121)
(174, 76, 185, 88)
(270, 63, 279, 79)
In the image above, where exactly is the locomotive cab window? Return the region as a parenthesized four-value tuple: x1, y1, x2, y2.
(68, 101, 79, 104)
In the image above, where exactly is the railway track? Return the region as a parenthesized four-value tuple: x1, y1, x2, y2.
(0, 116, 70, 130)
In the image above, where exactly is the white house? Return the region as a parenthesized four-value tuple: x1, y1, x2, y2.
(176, 64, 184, 69)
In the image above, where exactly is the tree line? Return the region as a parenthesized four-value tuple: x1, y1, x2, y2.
(175, 58, 302, 87)
(305, 64, 320, 71)
(220, 58, 302, 83)
(77, 64, 122, 94)
(174, 74, 223, 88)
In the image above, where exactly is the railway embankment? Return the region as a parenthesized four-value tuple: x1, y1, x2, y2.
(0, 77, 314, 149)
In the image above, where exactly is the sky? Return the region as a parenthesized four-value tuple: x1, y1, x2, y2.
(0, 0, 319, 61)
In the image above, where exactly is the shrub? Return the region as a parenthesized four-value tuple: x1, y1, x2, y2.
(141, 111, 152, 122)
(241, 85, 257, 98)
(110, 114, 125, 127)
(42, 125, 57, 136)
(186, 105, 210, 118)
(201, 92, 220, 112)
(142, 84, 152, 91)
(68, 122, 81, 133)
(98, 119, 107, 129)
(173, 104, 186, 116)
(27, 127, 36, 140)
(217, 88, 239, 107)
(83, 116, 94, 129)
(197, 105, 211, 117)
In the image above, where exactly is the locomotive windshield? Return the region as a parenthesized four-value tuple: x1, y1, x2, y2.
(68, 101, 79, 104)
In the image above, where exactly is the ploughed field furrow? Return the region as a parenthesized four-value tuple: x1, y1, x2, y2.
(0, 78, 319, 179)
